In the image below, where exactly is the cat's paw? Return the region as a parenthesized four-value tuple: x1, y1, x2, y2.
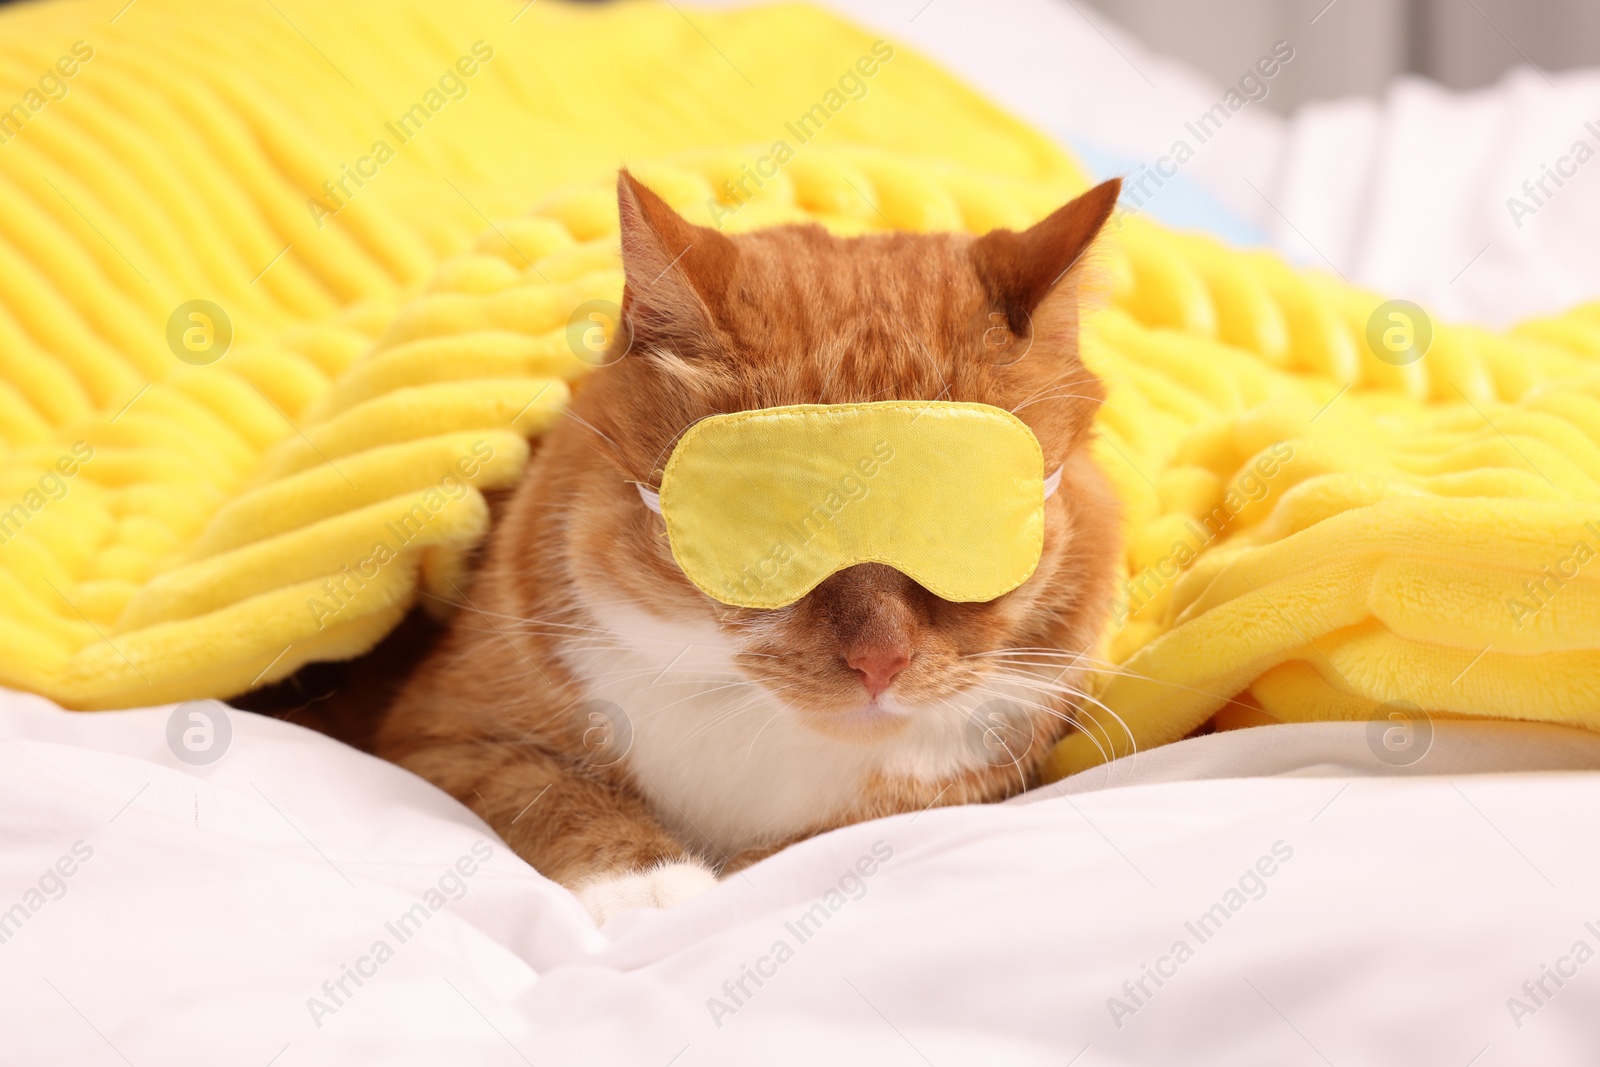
(575, 861, 718, 925)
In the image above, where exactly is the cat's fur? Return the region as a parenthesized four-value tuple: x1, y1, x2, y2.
(376, 171, 1123, 922)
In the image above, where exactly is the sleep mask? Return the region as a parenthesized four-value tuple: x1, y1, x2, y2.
(637, 401, 1060, 609)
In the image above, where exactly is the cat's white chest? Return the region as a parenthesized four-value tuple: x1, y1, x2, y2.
(563, 602, 981, 858)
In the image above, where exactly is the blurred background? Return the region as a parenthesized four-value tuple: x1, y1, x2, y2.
(5, 0, 1592, 114)
(1085, 0, 1600, 112)
(5, 0, 1597, 320)
(690, 0, 1600, 323)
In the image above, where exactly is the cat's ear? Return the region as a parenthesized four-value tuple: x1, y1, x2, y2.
(616, 169, 737, 350)
(969, 178, 1121, 342)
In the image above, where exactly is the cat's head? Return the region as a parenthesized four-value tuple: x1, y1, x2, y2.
(555, 171, 1122, 751)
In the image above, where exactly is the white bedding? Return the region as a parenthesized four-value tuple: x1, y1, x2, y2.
(714, 0, 1600, 326)
(11, 3, 1600, 1064)
(6, 689, 1600, 1065)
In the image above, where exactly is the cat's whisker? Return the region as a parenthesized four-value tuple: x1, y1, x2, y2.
(441, 620, 601, 640)
(470, 633, 627, 654)
(665, 685, 783, 754)
(981, 653, 1245, 711)
(963, 645, 1089, 660)
(493, 629, 629, 647)
(667, 709, 747, 754)
(971, 681, 1114, 768)
(1062, 711, 1113, 768)
(950, 699, 1029, 792)
(904, 333, 953, 406)
(428, 612, 599, 636)
(647, 413, 713, 486)
(968, 682, 1082, 732)
(574, 665, 697, 687)
(966, 655, 1094, 671)
(419, 594, 724, 646)
(982, 667, 1139, 761)
(985, 675, 1139, 758)
(1011, 391, 1100, 414)
(641, 676, 767, 719)
(972, 646, 1201, 687)
(1007, 373, 1100, 414)
(561, 407, 638, 480)
(495, 615, 615, 632)
(962, 649, 1098, 679)
(742, 685, 802, 759)
(743, 711, 785, 759)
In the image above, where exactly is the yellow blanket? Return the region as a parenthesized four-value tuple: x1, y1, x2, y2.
(2, 0, 1597, 778)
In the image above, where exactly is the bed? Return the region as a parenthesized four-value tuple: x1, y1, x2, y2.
(5, 0, 1600, 1063)
(8, 688, 1600, 1064)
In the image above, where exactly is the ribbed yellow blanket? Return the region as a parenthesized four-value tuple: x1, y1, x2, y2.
(2, 0, 1597, 777)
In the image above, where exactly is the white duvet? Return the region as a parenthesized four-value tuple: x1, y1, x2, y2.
(7, 689, 1600, 1065)
(11, 2, 1600, 1063)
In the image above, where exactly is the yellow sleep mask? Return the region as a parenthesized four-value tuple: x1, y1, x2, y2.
(638, 401, 1058, 609)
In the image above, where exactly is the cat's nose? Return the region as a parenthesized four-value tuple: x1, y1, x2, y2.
(847, 649, 910, 699)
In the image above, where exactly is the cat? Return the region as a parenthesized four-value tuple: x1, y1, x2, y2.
(375, 170, 1123, 923)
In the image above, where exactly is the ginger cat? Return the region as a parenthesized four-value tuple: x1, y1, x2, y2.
(376, 171, 1123, 922)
